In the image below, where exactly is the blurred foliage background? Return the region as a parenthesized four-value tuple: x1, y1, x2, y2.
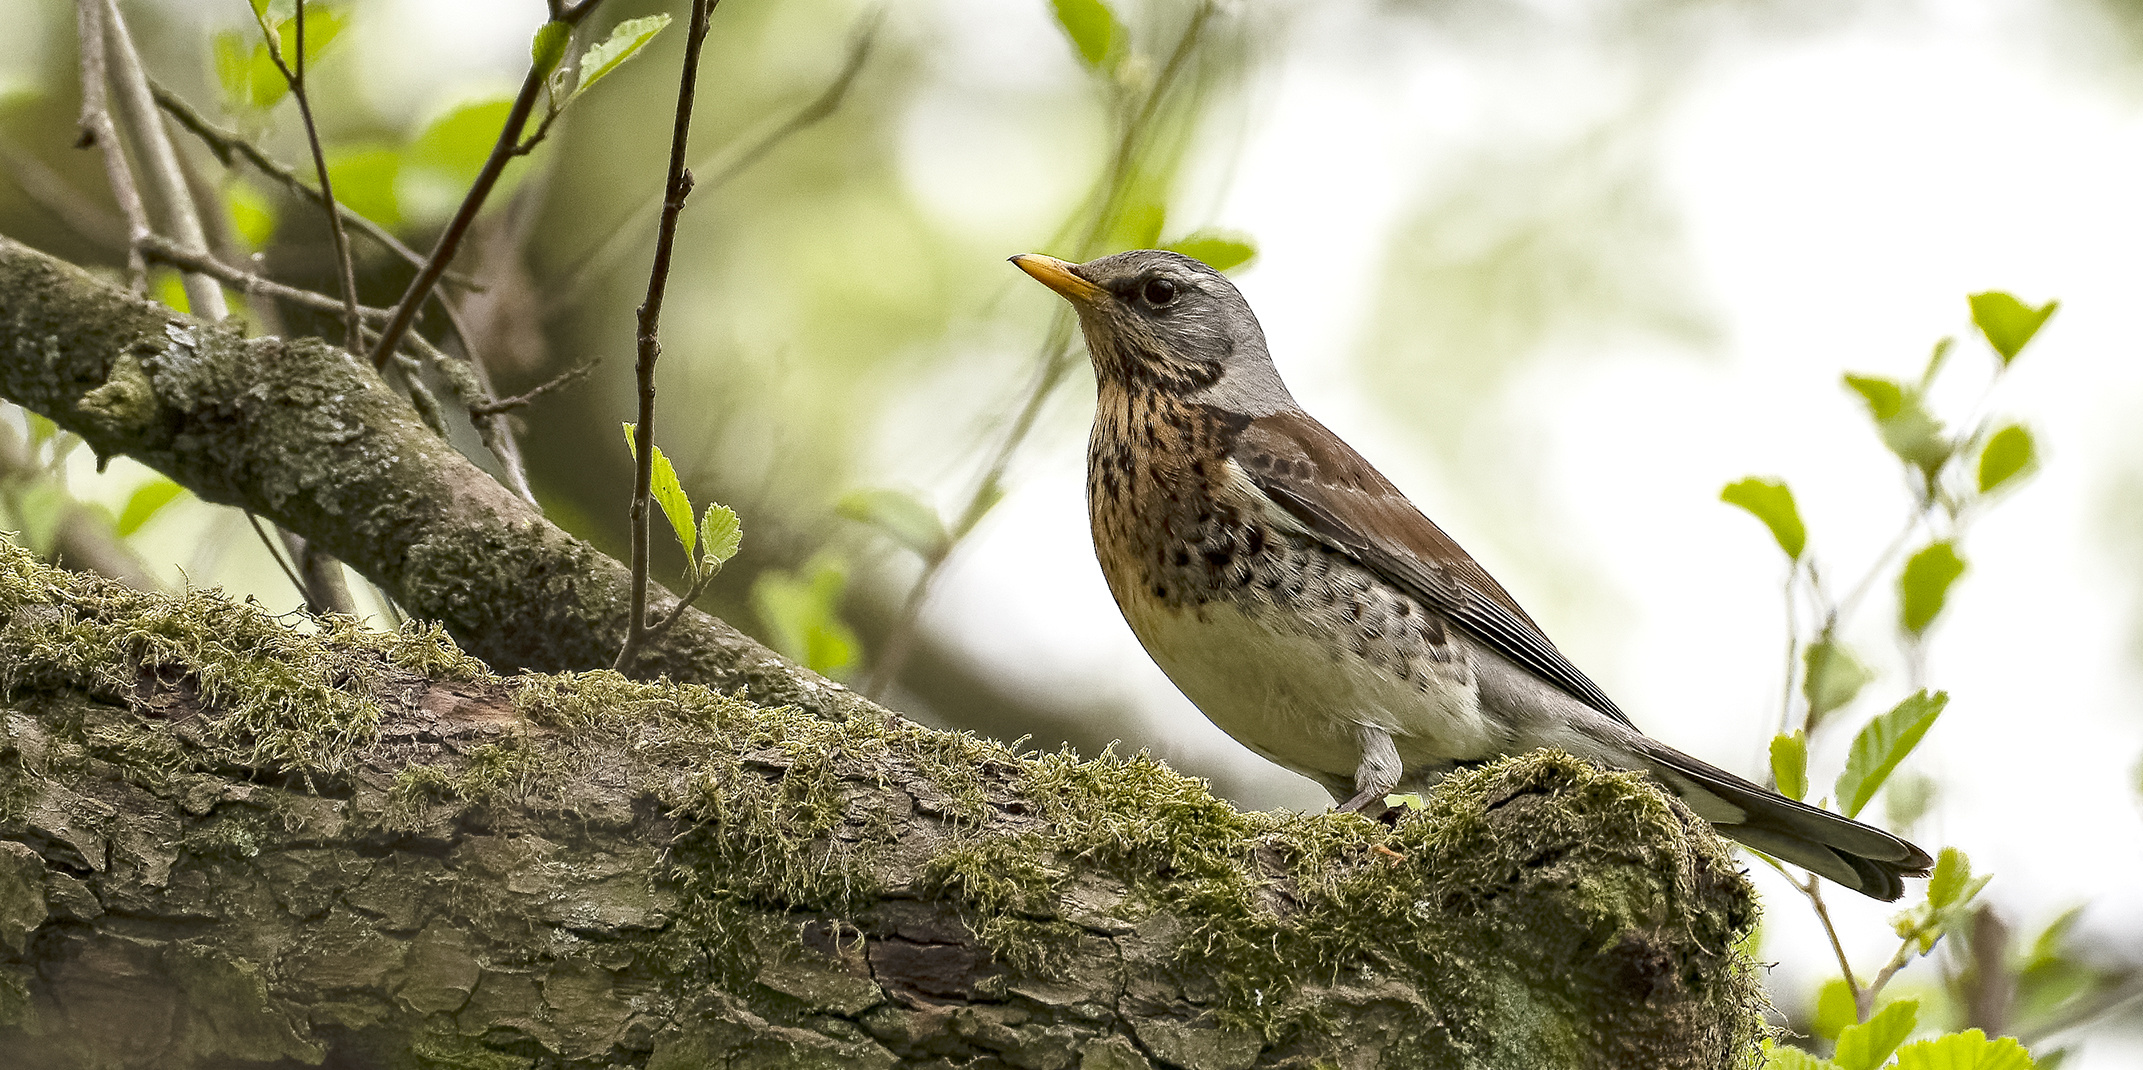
(3, 0, 2142, 1064)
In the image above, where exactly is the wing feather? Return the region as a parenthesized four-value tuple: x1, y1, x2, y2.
(1234, 410, 1635, 728)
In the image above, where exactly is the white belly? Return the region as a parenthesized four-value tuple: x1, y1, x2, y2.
(1120, 594, 1506, 788)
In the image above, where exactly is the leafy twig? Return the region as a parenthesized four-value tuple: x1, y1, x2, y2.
(252, 0, 362, 354)
(615, 0, 719, 674)
(366, 0, 610, 370)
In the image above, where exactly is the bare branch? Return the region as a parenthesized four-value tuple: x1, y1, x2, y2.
(253, 0, 363, 354)
(148, 81, 482, 290)
(138, 234, 389, 322)
(468, 359, 599, 417)
(616, 0, 720, 675)
(98, 0, 228, 319)
(71, 0, 151, 292)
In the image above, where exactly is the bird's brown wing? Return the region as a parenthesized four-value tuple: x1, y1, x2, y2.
(1234, 410, 1634, 727)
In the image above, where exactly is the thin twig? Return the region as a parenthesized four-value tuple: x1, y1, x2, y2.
(99, 0, 228, 319)
(641, 566, 718, 647)
(469, 359, 599, 416)
(367, 0, 609, 370)
(71, 0, 151, 292)
(548, 14, 882, 314)
(255, 0, 362, 354)
(614, 0, 718, 675)
(148, 81, 481, 290)
(863, 4, 1218, 697)
(138, 234, 389, 321)
(1804, 877, 1869, 1020)
(244, 511, 313, 607)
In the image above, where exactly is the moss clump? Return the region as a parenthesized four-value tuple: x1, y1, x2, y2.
(0, 542, 485, 780)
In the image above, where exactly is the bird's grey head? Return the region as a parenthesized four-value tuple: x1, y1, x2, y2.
(1011, 249, 1296, 416)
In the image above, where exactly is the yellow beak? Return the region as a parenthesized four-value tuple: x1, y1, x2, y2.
(1010, 254, 1106, 304)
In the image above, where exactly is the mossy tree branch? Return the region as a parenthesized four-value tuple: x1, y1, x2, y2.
(0, 234, 854, 718)
(0, 549, 1762, 1068)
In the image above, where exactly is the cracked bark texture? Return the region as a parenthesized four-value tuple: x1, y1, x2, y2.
(0, 236, 1768, 1067)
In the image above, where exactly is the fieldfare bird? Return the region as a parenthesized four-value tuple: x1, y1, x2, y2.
(1013, 249, 1933, 901)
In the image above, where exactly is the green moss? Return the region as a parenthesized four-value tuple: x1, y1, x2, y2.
(0, 543, 477, 780)
(923, 833, 1076, 973)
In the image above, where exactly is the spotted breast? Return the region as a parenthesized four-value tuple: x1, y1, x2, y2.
(1085, 382, 1509, 801)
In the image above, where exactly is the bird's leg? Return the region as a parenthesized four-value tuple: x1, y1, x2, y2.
(1336, 726, 1401, 815)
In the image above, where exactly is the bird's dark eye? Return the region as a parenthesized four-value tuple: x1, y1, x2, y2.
(1141, 278, 1177, 306)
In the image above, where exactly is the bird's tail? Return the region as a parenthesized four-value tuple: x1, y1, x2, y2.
(1631, 740, 1933, 901)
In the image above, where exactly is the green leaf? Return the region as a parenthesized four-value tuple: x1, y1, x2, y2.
(213, 30, 289, 110)
(1803, 639, 1873, 724)
(1920, 337, 1955, 391)
(24, 413, 55, 448)
(1814, 978, 1859, 1042)
(324, 145, 403, 232)
(117, 479, 185, 537)
(282, 5, 343, 69)
(1761, 1043, 1839, 1070)
(1892, 1030, 2036, 1070)
(1163, 230, 1258, 273)
(1384, 792, 1426, 811)
(1845, 374, 1904, 420)
(223, 181, 277, 251)
(531, 20, 571, 77)
(648, 446, 695, 563)
(1927, 846, 1974, 909)
(1720, 477, 1806, 560)
(752, 558, 860, 677)
(698, 503, 742, 570)
(1844, 374, 1950, 476)
(1050, 0, 1118, 69)
(401, 99, 516, 224)
(1833, 999, 1919, 1070)
(573, 14, 670, 99)
(838, 488, 950, 560)
(1899, 542, 1966, 636)
(1969, 293, 2058, 366)
(1893, 848, 1990, 954)
(1977, 425, 2035, 494)
(620, 422, 697, 563)
(1835, 690, 1947, 818)
(1770, 731, 1808, 801)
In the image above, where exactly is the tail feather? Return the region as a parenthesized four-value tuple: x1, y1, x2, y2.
(1634, 741, 1933, 902)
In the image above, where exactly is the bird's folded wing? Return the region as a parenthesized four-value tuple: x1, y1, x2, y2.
(1234, 410, 1634, 728)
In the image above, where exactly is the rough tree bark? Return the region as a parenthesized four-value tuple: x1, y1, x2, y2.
(0, 235, 1768, 1067)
